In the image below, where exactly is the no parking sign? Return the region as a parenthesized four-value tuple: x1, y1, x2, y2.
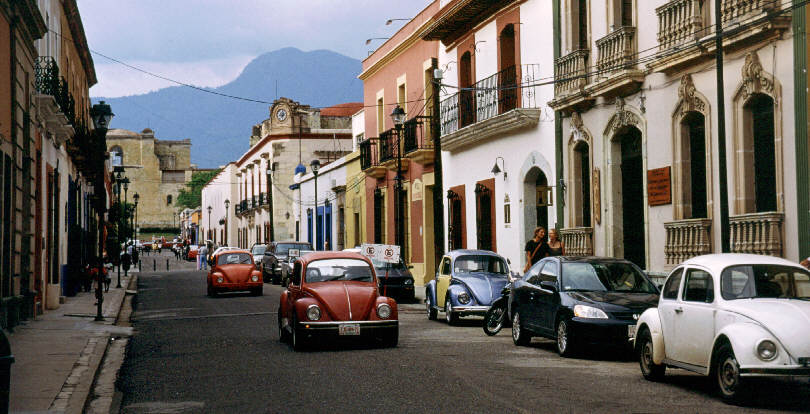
(360, 243, 400, 263)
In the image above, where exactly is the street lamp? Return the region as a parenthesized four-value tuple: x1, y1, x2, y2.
(207, 205, 212, 242)
(119, 177, 129, 289)
(391, 105, 406, 255)
(90, 100, 114, 322)
(266, 167, 274, 242)
(224, 199, 230, 246)
(310, 159, 320, 250)
(133, 193, 139, 246)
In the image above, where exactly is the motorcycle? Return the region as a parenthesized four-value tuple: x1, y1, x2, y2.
(482, 272, 519, 336)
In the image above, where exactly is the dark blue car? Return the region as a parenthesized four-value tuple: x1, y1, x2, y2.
(425, 250, 511, 325)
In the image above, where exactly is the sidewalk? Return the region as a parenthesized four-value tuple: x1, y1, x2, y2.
(8, 273, 134, 414)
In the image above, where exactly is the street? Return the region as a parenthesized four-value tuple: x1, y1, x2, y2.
(116, 255, 810, 413)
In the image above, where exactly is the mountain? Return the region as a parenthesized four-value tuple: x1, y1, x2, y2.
(94, 48, 363, 167)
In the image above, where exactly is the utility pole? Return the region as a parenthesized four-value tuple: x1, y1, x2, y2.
(431, 58, 446, 267)
(715, 0, 731, 252)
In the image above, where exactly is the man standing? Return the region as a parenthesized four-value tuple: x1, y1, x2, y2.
(199, 243, 209, 270)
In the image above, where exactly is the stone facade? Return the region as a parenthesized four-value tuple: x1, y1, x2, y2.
(106, 128, 193, 230)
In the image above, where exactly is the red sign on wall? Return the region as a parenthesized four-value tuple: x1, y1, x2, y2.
(647, 167, 672, 206)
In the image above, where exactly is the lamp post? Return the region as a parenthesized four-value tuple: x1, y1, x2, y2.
(391, 105, 406, 255)
(119, 177, 129, 288)
(133, 192, 139, 248)
(90, 100, 114, 322)
(224, 199, 230, 246)
(113, 170, 122, 286)
(310, 159, 320, 250)
(266, 167, 274, 242)
(207, 206, 212, 243)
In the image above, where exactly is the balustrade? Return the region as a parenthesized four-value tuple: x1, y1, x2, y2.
(656, 0, 707, 50)
(664, 218, 712, 264)
(729, 212, 784, 257)
(559, 227, 593, 256)
(554, 49, 589, 97)
(595, 26, 637, 77)
(722, 0, 774, 23)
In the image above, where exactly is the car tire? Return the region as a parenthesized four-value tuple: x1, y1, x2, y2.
(426, 296, 437, 320)
(444, 297, 459, 325)
(251, 287, 263, 296)
(291, 316, 307, 352)
(556, 318, 577, 357)
(382, 330, 398, 348)
(512, 311, 531, 346)
(278, 312, 289, 343)
(714, 344, 748, 403)
(207, 284, 217, 298)
(637, 329, 666, 381)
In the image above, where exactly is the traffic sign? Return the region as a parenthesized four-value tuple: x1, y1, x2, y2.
(360, 243, 400, 263)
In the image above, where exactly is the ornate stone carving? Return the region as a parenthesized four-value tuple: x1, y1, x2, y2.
(593, 168, 601, 225)
(606, 98, 640, 135)
(571, 112, 584, 130)
(740, 52, 774, 101)
(677, 74, 706, 116)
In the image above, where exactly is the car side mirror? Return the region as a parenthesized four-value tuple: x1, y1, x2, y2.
(540, 281, 557, 292)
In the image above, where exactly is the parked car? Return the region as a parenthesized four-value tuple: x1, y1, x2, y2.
(510, 256, 659, 356)
(425, 250, 511, 325)
(262, 241, 312, 284)
(277, 251, 398, 350)
(207, 249, 263, 297)
(186, 245, 200, 261)
(250, 244, 267, 270)
(635, 254, 810, 402)
(280, 250, 314, 286)
(344, 248, 415, 302)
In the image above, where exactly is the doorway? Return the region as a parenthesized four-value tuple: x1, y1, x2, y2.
(617, 126, 646, 268)
(475, 184, 493, 251)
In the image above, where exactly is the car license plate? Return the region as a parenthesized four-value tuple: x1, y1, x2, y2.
(628, 324, 636, 338)
(339, 324, 360, 336)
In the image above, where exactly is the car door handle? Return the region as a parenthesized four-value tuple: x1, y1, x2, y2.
(674, 307, 683, 313)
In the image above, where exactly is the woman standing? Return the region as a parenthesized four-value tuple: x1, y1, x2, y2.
(523, 226, 549, 273)
(547, 228, 565, 257)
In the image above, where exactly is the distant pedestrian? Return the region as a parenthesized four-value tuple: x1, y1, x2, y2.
(547, 229, 565, 257)
(523, 226, 549, 273)
(199, 244, 209, 270)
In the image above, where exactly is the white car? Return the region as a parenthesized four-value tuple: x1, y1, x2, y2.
(635, 254, 810, 402)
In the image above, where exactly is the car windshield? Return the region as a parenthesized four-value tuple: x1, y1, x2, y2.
(561, 262, 658, 293)
(277, 243, 311, 255)
(721, 264, 810, 300)
(217, 253, 253, 265)
(453, 255, 507, 275)
(305, 259, 374, 283)
(251, 245, 266, 255)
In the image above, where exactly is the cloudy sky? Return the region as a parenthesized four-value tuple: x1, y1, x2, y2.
(77, 0, 433, 98)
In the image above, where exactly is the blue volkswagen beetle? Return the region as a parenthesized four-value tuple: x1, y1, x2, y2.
(425, 250, 511, 325)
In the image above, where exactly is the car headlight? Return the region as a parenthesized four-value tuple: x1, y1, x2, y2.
(573, 305, 608, 319)
(216, 277, 224, 283)
(404, 279, 413, 285)
(756, 339, 778, 361)
(457, 292, 471, 304)
(306, 305, 321, 321)
(251, 275, 259, 282)
(377, 303, 392, 319)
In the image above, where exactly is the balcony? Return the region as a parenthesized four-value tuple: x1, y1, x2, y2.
(34, 57, 74, 144)
(588, 26, 644, 98)
(378, 129, 410, 172)
(559, 227, 593, 256)
(439, 64, 542, 152)
(403, 115, 433, 164)
(664, 218, 712, 265)
(649, 0, 789, 73)
(359, 138, 386, 179)
(549, 49, 593, 113)
(730, 212, 784, 257)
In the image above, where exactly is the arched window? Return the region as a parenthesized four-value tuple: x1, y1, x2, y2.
(459, 51, 475, 128)
(498, 24, 517, 113)
(110, 145, 123, 166)
(572, 141, 591, 226)
(679, 111, 708, 218)
(167, 195, 172, 205)
(745, 93, 776, 213)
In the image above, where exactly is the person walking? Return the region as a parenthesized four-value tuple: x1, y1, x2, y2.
(523, 226, 549, 273)
(199, 243, 209, 270)
(547, 228, 565, 257)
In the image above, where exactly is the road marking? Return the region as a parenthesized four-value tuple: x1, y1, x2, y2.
(133, 311, 276, 322)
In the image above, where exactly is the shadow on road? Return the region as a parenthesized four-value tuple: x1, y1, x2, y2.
(659, 375, 810, 412)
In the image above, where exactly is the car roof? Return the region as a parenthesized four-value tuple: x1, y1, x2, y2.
(298, 251, 373, 267)
(214, 249, 250, 256)
(553, 256, 635, 264)
(447, 249, 505, 260)
(678, 253, 804, 274)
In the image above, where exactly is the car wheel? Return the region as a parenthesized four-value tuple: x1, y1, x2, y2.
(483, 305, 505, 336)
(381, 330, 398, 348)
(715, 344, 748, 403)
(637, 329, 666, 381)
(444, 297, 458, 325)
(251, 287, 263, 296)
(291, 317, 307, 351)
(207, 284, 216, 298)
(512, 311, 531, 346)
(278, 312, 289, 343)
(556, 318, 577, 357)
(426, 296, 437, 320)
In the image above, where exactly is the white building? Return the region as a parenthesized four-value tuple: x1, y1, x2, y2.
(200, 163, 238, 246)
(422, 0, 558, 269)
(294, 154, 354, 251)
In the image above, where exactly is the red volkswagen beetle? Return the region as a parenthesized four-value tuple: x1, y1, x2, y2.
(207, 249, 263, 297)
(278, 251, 398, 350)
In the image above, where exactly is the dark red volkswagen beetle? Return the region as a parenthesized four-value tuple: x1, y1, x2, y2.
(278, 251, 398, 350)
(207, 249, 263, 297)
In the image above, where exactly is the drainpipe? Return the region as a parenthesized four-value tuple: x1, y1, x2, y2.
(715, 0, 731, 252)
(794, 5, 809, 260)
(553, 0, 564, 229)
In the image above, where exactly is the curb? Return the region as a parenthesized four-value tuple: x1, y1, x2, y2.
(48, 274, 136, 414)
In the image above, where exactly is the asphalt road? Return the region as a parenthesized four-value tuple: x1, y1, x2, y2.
(118, 254, 810, 413)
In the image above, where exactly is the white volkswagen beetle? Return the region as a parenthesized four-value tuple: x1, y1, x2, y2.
(635, 254, 810, 401)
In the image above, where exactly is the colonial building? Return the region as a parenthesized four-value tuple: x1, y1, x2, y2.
(549, 0, 809, 270)
(106, 128, 193, 230)
(422, 0, 557, 270)
(201, 97, 360, 249)
(200, 162, 237, 246)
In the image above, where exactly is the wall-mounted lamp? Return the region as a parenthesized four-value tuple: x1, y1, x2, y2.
(491, 156, 507, 180)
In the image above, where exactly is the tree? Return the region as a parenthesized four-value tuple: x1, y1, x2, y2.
(176, 169, 220, 210)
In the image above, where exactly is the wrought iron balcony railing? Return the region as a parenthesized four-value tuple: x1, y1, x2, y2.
(379, 129, 398, 163)
(402, 115, 432, 154)
(35, 56, 76, 126)
(439, 64, 541, 136)
(359, 138, 379, 171)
